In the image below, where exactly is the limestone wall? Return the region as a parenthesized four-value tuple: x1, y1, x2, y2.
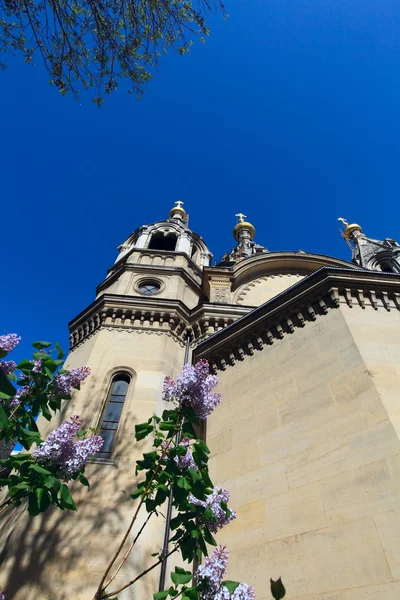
(207, 306, 400, 599)
(0, 329, 186, 600)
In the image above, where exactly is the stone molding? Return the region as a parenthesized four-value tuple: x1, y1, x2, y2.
(68, 294, 250, 351)
(193, 267, 400, 373)
(97, 256, 203, 297)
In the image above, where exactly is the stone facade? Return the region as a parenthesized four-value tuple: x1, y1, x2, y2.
(2, 206, 400, 600)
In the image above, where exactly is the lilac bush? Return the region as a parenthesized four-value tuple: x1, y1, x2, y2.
(0, 335, 98, 518)
(162, 359, 221, 419)
(33, 415, 103, 480)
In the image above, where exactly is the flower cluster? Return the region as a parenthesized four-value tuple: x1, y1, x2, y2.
(195, 546, 255, 600)
(0, 360, 16, 375)
(190, 486, 236, 533)
(162, 360, 220, 419)
(0, 333, 21, 353)
(32, 415, 103, 480)
(174, 437, 198, 471)
(32, 360, 42, 373)
(8, 385, 30, 408)
(0, 591, 6, 600)
(52, 366, 91, 398)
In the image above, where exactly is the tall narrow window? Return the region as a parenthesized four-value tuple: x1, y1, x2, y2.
(96, 373, 130, 459)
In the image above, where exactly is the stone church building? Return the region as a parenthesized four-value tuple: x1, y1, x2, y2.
(2, 202, 400, 600)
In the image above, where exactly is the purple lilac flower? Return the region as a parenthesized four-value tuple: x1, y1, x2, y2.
(32, 360, 42, 373)
(174, 437, 198, 471)
(32, 415, 103, 480)
(6, 385, 30, 409)
(195, 546, 255, 600)
(52, 366, 91, 398)
(0, 591, 6, 600)
(230, 584, 255, 600)
(196, 546, 229, 598)
(0, 334, 21, 354)
(162, 360, 220, 419)
(0, 360, 16, 375)
(189, 486, 236, 533)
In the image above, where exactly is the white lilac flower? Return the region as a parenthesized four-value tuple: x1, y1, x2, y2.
(189, 486, 236, 533)
(162, 360, 220, 419)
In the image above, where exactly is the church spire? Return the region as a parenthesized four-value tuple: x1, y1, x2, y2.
(233, 212, 256, 259)
(338, 217, 400, 273)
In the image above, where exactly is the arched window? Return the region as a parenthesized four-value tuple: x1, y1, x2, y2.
(96, 373, 130, 459)
(148, 232, 177, 251)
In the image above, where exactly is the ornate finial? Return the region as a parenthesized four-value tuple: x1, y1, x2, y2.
(235, 213, 247, 224)
(169, 200, 187, 221)
(233, 212, 255, 241)
(338, 217, 363, 240)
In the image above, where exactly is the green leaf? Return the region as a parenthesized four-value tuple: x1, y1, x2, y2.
(223, 581, 240, 594)
(0, 404, 9, 430)
(177, 476, 191, 491)
(187, 468, 201, 483)
(28, 491, 40, 516)
(32, 341, 52, 349)
(36, 487, 50, 512)
(171, 567, 192, 586)
(181, 588, 198, 600)
(19, 430, 42, 450)
(203, 526, 216, 546)
(29, 464, 52, 476)
(135, 422, 154, 441)
(79, 474, 89, 487)
(33, 352, 52, 361)
(153, 592, 170, 600)
(44, 366, 55, 380)
(16, 359, 34, 371)
(44, 476, 61, 492)
(55, 342, 65, 359)
(0, 370, 16, 398)
(270, 578, 286, 600)
(58, 484, 76, 511)
(131, 486, 145, 499)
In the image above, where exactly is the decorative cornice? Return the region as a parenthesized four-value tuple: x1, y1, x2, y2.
(68, 294, 251, 352)
(193, 267, 400, 372)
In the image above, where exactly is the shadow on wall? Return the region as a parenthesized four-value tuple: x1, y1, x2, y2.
(0, 387, 158, 599)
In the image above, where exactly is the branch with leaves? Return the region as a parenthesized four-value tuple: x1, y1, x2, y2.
(0, 0, 226, 105)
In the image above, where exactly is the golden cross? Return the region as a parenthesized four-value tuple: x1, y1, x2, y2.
(338, 217, 349, 227)
(175, 200, 184, 209)
(235, 213, 247, 223)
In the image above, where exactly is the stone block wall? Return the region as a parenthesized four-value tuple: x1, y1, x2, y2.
(207, 306, 400, 599)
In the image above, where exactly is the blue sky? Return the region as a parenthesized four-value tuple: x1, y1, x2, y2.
(2, 0, 400, 363)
